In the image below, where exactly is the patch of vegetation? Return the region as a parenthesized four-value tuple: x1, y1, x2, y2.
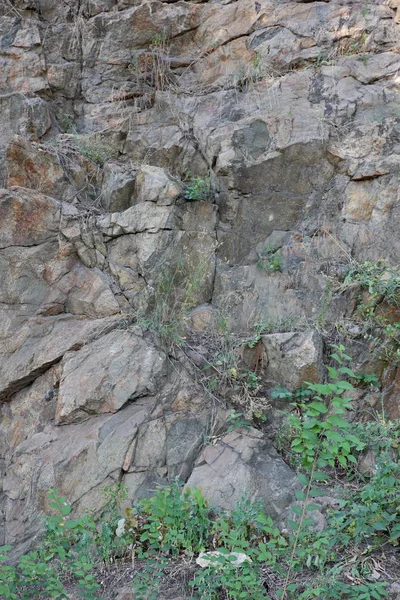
(0, 484, 128, 599)
(246, 318, 295, 348)
(340, 259, 400, 364)
(344, 260, 400, 307)
(2, 378, 399, 599)
(257, 245, 284, 273)
(183, 175, 212, 201)
(1, 347, 399, 599)
(73, 135, 117, 166)
(138, 255, 209, 350)
(59, 113, 78, 134)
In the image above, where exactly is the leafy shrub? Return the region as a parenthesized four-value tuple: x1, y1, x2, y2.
(136, 485, 211, 556)
(183, 176, 211, 201)
(344, 260, 400, 306)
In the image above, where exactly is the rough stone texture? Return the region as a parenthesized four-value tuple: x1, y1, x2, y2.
(1, 0, 400, 557)
(56, 329, 166, 424)
(100, 163, 136, 212)
(186, 428, 298, 521)
(134, 165, 182, 205)
(261, 331, 324, 388)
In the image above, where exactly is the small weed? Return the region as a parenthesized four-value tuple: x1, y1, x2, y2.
(343, 259, 400, 307)
(74, 134, 116, 165)
(340, 260, 400, 364)
(226, 410, 251, 432)
(138, 256, 209, 350)
(183, 176, 211, 201)
(59, 113, 77, 134)
(257, 245, 284, 273)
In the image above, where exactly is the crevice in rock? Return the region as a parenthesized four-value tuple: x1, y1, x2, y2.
(0, 357, 64, 403)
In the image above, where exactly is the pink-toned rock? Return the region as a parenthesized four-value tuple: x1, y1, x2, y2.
(0, 187, 60, 248)
(186, 427, 298, 519)
(6, 137, 69, 198)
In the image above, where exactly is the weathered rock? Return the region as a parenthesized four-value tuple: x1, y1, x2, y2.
(56, 329, 166, 424)
(0, 187, 60, 249)
(186, 428, 298, 521)
(2, 0, 400, 563)
(6, 137, 72, 199)
(0, 17, 47, 94)
(357, 450, 378, 477)
(381, 365, 400, 421)
(0, 314, 121, 401)
(100, 163, 136, 212)
(135, 165, 182, 205)
(261, 331, 324, 389)
(188, 303, 216, 332)
(2, 400, 154, 553)
(389, 582, 400, 600)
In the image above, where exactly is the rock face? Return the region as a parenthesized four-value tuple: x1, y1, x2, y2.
(261, 331, 324, 389)
(186, 428, 298, 521)
(1, 0, 400, 556)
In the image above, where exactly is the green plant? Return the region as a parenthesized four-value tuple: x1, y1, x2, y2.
(183, 176, 211, 201)
(331, 452, 400, 546)
(354, 372, 380, 388)
(280, 346, 366, 598)
(344, 260, 400, 307)
(271, 384, 312, 403)
(135, 484, 211, 557)
(289, 345, 364, 470)
(226, 410, 251, 432)
(139, 255, 209, 349)
(59, 113, 77, 134)
(0, 490, 101, 600)
(257, 245, 284, 273)
(73, 134, 116, 165)
(340, 260, 400, 364)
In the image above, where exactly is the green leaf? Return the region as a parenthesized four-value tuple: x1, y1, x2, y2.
(336, 380, 354, 391)
(290, 505, 303, 516)
(295, 490, 306, 502)
(305, 503, 321, 511)
(313, 471, 329, 482)
(338, 366, 356, 378)
(308, 401, 328, 414)
(327, 415, 351, 428)
(372, 521, 388, 531)
(297, 473, 309, 486)
(307, 383, 335, 395)
(60, 505, 72, 517)
(326, 366, 338, 379)
(325, 430, 344, 443)
(331, 353, 342, 364)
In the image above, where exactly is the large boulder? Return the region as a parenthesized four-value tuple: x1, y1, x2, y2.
(186, 428, 298, 521)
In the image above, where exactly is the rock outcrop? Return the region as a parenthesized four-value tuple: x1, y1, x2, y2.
(1, 0, 400, 556)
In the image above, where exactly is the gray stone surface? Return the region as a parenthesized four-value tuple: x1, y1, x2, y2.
(186, 428, 298, 521)
(1, 0, 400, 557)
